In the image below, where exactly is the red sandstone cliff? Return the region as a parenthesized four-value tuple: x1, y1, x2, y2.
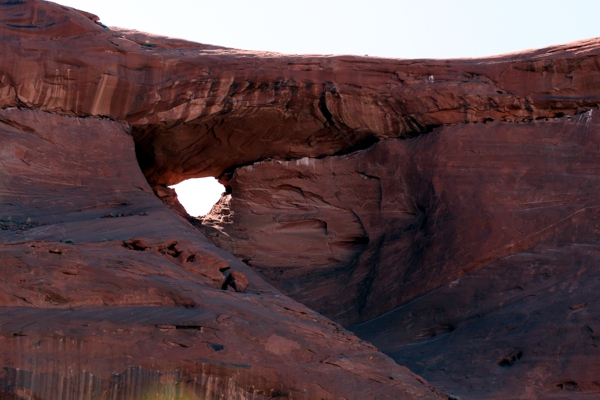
(3, 0, 600, 398)
(0, 108, 440, 399)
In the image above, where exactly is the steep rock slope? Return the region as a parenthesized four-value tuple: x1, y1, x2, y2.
(206, 112, 600, 323)
(0, 107, 441, 399)
(4, 0, 600, 398)
(211, 112, 600, 399)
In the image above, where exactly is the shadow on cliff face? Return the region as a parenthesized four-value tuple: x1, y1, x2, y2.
(6, 1, 600, 396)
(0, 106, 434, 399)
(150, 108, 600, 398)
(20, 1, 600, 398)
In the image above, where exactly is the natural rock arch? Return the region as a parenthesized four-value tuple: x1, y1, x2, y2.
(3, 0, 600, 398)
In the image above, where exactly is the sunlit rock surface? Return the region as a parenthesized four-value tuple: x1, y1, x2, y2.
(0, 109, 440, 399)
(4, 0, 600, 398)
(3, 0, 600, 186)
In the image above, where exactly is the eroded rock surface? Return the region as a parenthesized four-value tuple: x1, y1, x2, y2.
(4, 0, 600, 398)
(208, 111, 600, 398)
(3, 0, 600, 185)
(205, 112, 600, 324)
(0, 108, 441, 399)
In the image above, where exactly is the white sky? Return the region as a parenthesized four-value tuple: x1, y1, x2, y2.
(53, 0, 600, 216)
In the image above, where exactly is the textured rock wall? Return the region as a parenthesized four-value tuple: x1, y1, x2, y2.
(5, 0, 600, 398)
(3, 1, 600, 185)
(206, 110, 600, 398)
(203, 110, 600, 323)
(0, 108, 442, 399)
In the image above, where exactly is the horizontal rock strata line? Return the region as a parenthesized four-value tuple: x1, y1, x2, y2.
(3, 1, 600, 184)
(0, 104, 443, 399)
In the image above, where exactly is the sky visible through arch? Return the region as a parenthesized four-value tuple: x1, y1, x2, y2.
(53, 0, 600, 216)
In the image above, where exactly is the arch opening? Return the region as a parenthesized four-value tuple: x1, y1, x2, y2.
(169, 177, 226, 217)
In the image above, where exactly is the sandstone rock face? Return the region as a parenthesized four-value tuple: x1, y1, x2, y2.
(210, 112, 600, 398)
(4, 0, 600, 398)
(206, 111, 600, 325)
(0, 108, 442, 399)
(3, 0, 600, 186)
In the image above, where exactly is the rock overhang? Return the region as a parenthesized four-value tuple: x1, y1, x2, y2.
(4, 0, 600, 186)
(4, 0, 600, 398)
